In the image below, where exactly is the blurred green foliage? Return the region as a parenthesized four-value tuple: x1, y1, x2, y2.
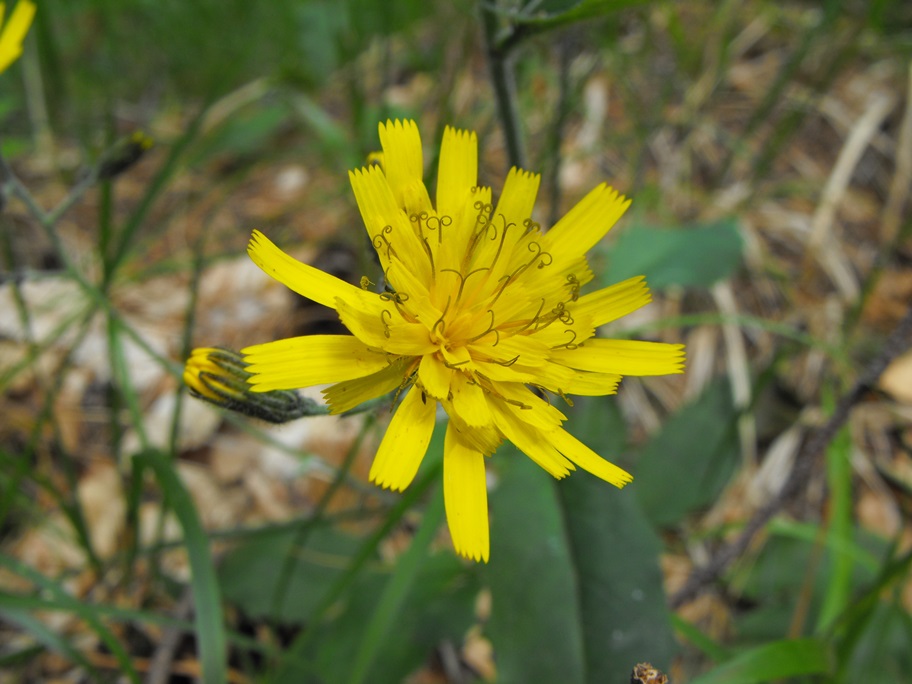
(2, 0, 912, 683)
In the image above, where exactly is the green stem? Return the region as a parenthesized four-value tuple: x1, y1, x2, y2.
(480, 2, 526, 169)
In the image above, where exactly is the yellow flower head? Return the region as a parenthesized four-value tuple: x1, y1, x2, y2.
(0, 0, 36, 74)
(242, 120, 685, 562)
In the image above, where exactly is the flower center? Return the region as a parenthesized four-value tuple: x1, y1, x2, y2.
(369, 201, 582, 370)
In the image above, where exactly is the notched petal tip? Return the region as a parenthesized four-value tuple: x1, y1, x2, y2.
(443, 125, 477, 144)
(453, 543, 490, 563)
(367, 471, 407, 493)
(380, 118, 417, 133)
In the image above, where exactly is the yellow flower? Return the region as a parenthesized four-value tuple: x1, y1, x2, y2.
(242, 120, 685, 562)
(0, 0, 36, 74)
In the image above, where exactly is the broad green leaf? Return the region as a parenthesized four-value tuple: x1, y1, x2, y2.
(485, 450, 586, 684)
(734, 537, 827, 642)
(634, 379, 740, 527)
(306, 552, 480, 684)
(833, 546, 912, 678)
(840, 600, 912, 681)
(734, 527, 885, 643)
(557, 399, 676, 681)
(689, 638, 833, 684)
(599, 219, 744, 289)
(267, 461, 448, 683)
(219, 526, 361, 623)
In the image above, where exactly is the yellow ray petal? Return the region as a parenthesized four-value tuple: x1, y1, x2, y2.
(449, 371, 490, 427)
(0, 0, 36, 73)
(472, 360, 537, 384)
(322, 359, 408, 414)
(444, 423, 490, 562)
(499, 359, 575, 391)
(541, 184, 631, 268)
(549, 427, 632, 488)
(573, 276, 652, 327)
(242, 335, 390, 391)
(436, 126, 478, 221)
(384, 255, 442, 325)
(491, 400, 574, 479)
(527, 317, 596, 351)
(471, 334, 549, 367)
(418, 353, 452, 399)
(555, 370, 622, 396)
(492, 167, 540, 231)
(335, 296, 434, 356)
(349, 165, 431, 283)
(551, 339, 685, 376)
(247, 230, 370, 312)
(378, 119, 432, 215)
(446, 413, 503, 455)
(493, 382, 566, 429)
(369, 386, 436, 491)
(471, 168, 541, 288)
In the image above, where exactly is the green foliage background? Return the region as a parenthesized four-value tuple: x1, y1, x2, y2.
(2, 0, 911, 682)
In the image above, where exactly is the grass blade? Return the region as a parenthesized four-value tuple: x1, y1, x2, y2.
(347, 478, 445, 684)
(816, 422, 855, 632)
(0, 607, 98, 676)
(0, 553, 140, 683)
(136, 449, 227, 684)
(690, 638, 833, 684)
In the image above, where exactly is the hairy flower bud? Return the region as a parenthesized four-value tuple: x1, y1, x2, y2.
(183, 347, 325, 423)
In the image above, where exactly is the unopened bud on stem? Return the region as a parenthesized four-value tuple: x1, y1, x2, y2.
(183, 347, 325, 423)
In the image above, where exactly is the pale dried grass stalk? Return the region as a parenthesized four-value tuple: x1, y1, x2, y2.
(712, 281, 756, 465)
(808, 93, 895, 301)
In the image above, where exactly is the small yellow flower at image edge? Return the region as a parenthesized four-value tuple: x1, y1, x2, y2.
(0, 0, 37, 74)
(236, 120, 685, 562)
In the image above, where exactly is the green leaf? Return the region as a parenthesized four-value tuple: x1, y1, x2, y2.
(671, 614, 732, 663)
(833, 547, 912, 677)
(840, 600, 912, 681)
(689, 638, 833, 684)
(634, 379, 740, 527)
(268, 461, 444, 682)
(557, 399, 676, 681)
(346, 468, 447, 684)
(188, 102, 290, 167)
(0, 553, 140, 683)
(0, 608, 98, 677)
(256, 439, 477, 684)
(599, 219, 744, 289)
(219, 526, 361, 623)
(767, 519, 879, 574)
(306, 552, 480, 684)
(484, 451, 586, 684)
(136, 450, 227, 684)
(816, 420, 854, 633)
(734, 525, 886, 644)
